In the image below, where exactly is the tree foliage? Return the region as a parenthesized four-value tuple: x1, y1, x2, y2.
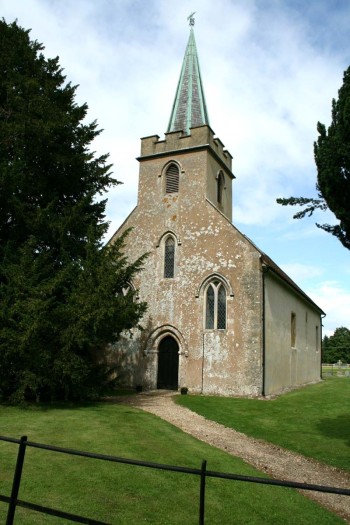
(0, 20, 147, 403)
(277, 67, 350, 250)
(322, 327, 350, 363)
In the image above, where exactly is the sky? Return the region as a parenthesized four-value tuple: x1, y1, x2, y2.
(2, 0, 350, 337)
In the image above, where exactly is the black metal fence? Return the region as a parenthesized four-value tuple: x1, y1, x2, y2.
(1, 435, 349, 525)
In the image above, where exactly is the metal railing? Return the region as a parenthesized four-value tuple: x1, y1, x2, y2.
(322, 363, 350, 377)
(1, 435, 349, 524)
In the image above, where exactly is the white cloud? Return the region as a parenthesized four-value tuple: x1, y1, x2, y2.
(280, 263, 324, 282)
(3, 0, 350, 338)
(307, 281, 350, 336)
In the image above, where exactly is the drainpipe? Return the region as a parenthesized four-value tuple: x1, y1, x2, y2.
(201, 332, 205, 394)
(261, 263, 270, 397)
(320, 313, 326, 379)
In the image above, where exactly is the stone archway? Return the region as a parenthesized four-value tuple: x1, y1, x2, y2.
(157, 336, 179, 390)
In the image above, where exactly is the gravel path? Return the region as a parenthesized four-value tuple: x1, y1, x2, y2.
(115, 391, 350, 522)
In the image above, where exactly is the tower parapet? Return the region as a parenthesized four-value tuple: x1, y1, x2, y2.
(140, 125, 233, 173)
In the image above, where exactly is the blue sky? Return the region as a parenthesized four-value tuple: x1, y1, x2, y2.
(3, 0, 350, 336)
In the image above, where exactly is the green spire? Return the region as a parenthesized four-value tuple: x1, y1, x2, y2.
(167, 23, 209, 135)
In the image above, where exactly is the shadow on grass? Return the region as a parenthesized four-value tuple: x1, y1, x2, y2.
(0, 389, 137, 412)
(0, 400, 102, 411)
(316, 414, 350, 448)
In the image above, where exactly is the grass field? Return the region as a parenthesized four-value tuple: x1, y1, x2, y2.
(322, 364, 350, 377)
(177, 377, 350, 472)
(0, 399, 344, 524)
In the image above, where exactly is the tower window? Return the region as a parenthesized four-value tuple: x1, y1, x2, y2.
(164, 236, 175, 278)
(205, 280, 227, 329)
(165, 163, 180, 193)
(217, 171, 225, 204)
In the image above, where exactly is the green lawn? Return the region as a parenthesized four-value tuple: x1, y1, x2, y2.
(177, 378, 350, 472)
(0, 401, 343, 524)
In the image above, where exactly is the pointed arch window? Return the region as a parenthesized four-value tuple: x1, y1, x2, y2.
(217, 171, 225, 204)
(205, 280, 227, 329)
(165, 163, 180, 193)
(121, 282, 138, 301)
(116, 282, 138, 302)
(164, 236, 175, 278)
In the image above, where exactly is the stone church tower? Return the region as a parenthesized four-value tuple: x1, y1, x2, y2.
(109, 19, 324, 396)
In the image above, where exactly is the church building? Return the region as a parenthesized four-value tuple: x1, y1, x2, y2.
(109, 19, 324, 397)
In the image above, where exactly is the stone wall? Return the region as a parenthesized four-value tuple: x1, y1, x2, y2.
(109, 125, 322, 397)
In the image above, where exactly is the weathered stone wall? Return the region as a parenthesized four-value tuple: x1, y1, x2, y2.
(109, 128, 263, 396)
(109, 125, 321, 397)
(206, 155, 233, 221)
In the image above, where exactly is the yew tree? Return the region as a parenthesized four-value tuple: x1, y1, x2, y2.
(277, 67, 350, 250)
(0, 20, 146, 403)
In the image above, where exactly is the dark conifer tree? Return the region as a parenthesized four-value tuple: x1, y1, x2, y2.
(0, 20, 146, 403)
(277, 67, 350, 250)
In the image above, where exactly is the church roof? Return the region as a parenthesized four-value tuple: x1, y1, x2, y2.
(167, 23, 209, 135)
(260, 252, 325, 314)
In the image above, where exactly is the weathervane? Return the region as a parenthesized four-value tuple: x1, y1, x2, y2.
(188, 12, 196, 26)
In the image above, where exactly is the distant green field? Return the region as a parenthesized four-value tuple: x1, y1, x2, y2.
(177, 377, 350, 472)
(0, 400, 343, 524)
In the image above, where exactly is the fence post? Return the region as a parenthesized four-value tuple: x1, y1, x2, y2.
(6, 435, 28, 525)
(199, 460, 207, 525)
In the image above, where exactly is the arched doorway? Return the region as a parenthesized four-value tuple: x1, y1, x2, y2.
(157, 336, 179, 390)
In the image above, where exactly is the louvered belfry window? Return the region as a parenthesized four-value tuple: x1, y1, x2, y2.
(165, 163, 179, 193)
(164, 236, 175, 278)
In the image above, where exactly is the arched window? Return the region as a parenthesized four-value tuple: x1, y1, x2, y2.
(116, 282, 139, 302)
(165, 163, 179, 193)
(122, 283, 132, 296)
(164, 236, 175, 278)
(217, 285, 226, 329)
(205, 280, 227, 329)
(217, 171, 225, 204)
(121, 282, 137, 301)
